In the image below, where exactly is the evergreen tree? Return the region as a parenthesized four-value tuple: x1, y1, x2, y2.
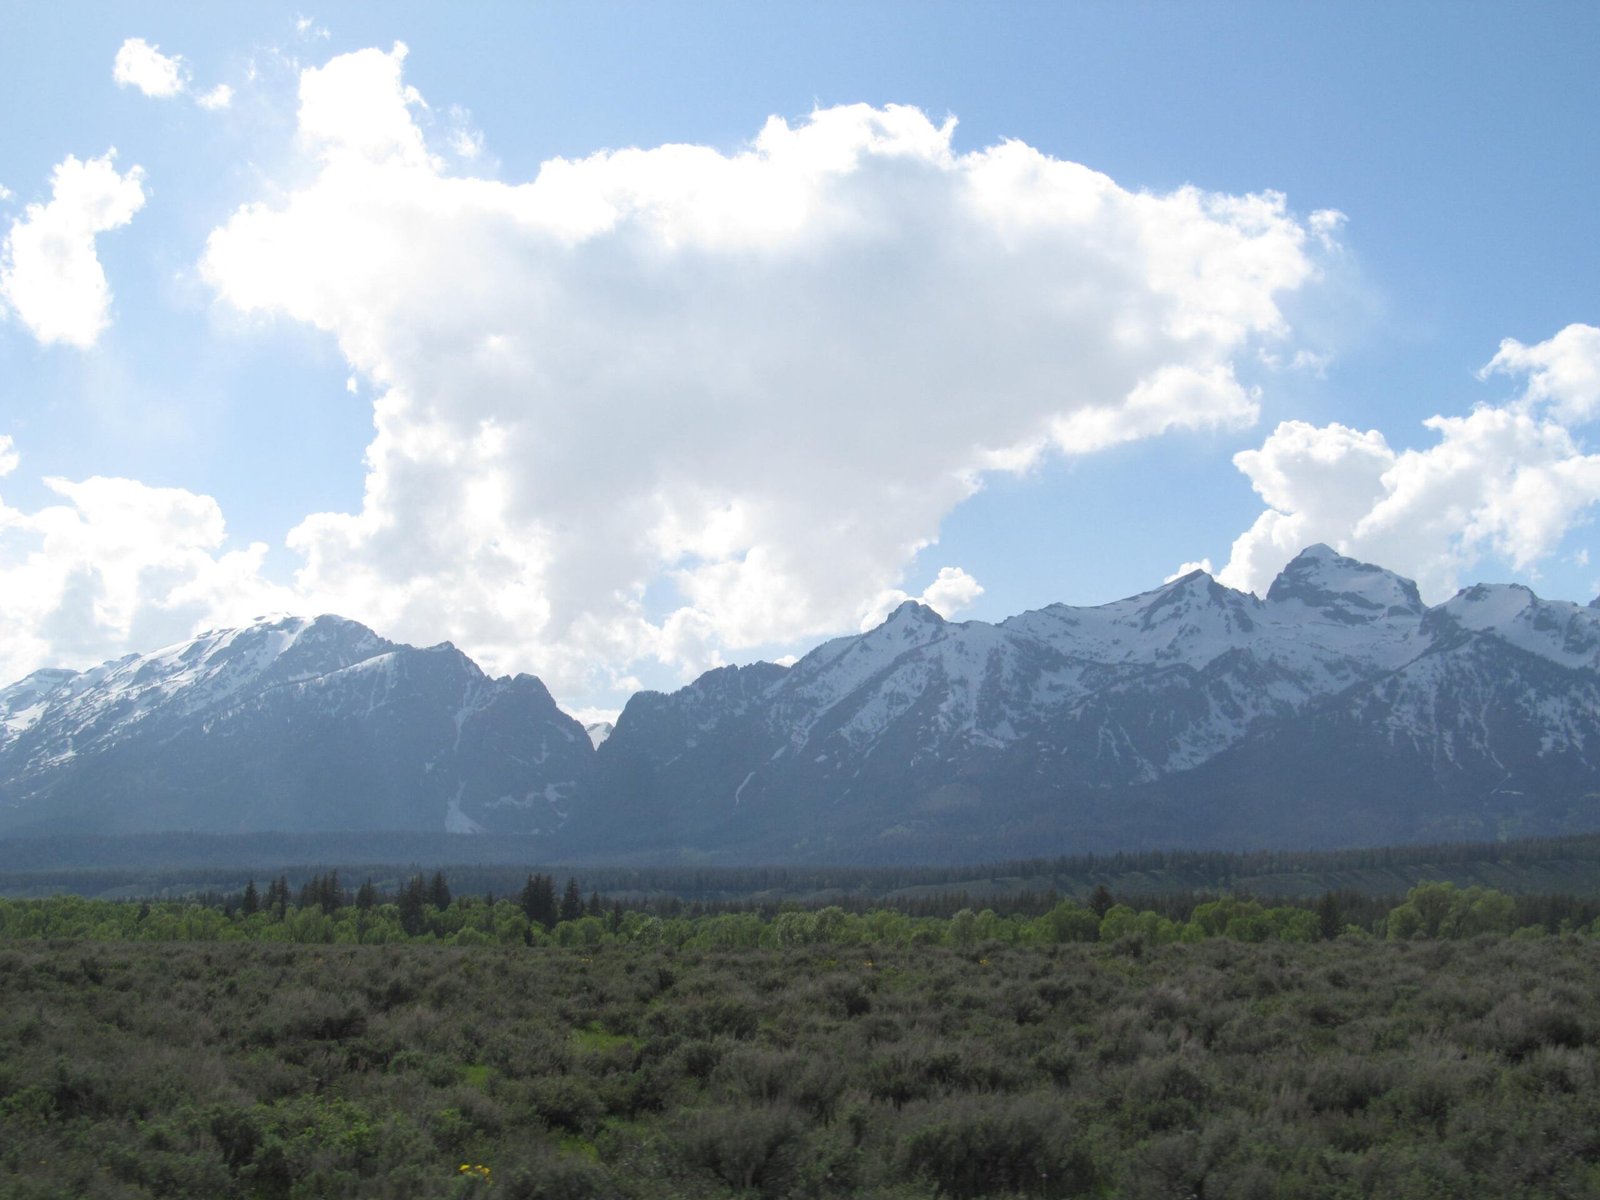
(240, 880, 260, 917)
(1316, 891, 1343, 941)
(520, 874, 558, 929)
(398, 874, 428, 936)
(428, 871, 452, 911)
(266, 876, 290, 918)
(560, 877, 584, 923)
(355, 878, 378, 912)
(1089, 884, 1115, 918)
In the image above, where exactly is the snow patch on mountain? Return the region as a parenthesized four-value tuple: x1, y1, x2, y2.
(0, 613, 593, 836)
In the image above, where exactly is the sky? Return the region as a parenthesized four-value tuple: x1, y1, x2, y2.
(1, 2, 1597, 721)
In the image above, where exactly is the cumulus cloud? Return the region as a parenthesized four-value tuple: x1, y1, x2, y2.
(113, 37, 186, 98)
(0, 151, 146, 348)
(0, 468, 294, 687)
(1048, 364, 1259, 457)
(0, 436, 17, 478)
(1214, 323, 1600, 600)
(113, 36, 234, 110)
(194, 43, 1332, 705)
(1481, 323, 1600, 424)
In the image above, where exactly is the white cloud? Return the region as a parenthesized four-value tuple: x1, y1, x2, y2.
(0, 435, 18, 477)
(1481, 323, 1600, 424)
(446, 107, 485, 162)
(113, 37, 186, 98)
(0, 469, 294, 686)
(296, 43, 431, 168)
(197, 83, 234, 111)
(0, 151, 146, 348)
(1308, 208, 1347, 251)
(1215, 324, 1600, 600)
(1049, 363, 1259, 457)
(449, 127, 484, 161)
(194, 45, 1333, 706)
(112, 36, 236, 111)
(921, 565, 986, 615)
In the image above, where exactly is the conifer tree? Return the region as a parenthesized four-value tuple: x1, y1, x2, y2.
(398, 874, 428, 936)
(266, 876, 290, 918)
(520, 874, 559, 929)
(1089, 884, 1115, 918)
(1316, 891, 1343, 941)
(560, 877, 584, 923)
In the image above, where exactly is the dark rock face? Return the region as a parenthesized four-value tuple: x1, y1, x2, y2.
(0, 615, 592, 836)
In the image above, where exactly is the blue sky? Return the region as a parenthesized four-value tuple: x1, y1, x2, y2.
(1, 2, 1597, 718)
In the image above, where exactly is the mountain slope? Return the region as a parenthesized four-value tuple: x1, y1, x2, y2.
(577, 547, 1600, 860)
(0, 615, 592, 836)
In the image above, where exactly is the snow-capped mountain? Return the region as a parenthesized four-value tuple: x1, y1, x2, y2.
(581, 546, 1600, 860)
(3, 547, 1598, 859)
(0, 615, 592, 836)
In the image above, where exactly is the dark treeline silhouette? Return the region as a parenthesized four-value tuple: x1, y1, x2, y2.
(12, 830, 1600, 909)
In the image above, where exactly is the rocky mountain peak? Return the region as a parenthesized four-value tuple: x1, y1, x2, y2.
(1266, 543, 1424, 623)
(883, 600, 946, 628)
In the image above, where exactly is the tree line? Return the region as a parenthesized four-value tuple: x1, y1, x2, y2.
(2, 877, 1597, 949)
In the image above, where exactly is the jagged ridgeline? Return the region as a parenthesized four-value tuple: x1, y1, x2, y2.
(0, 617, 591, 838)
(2, 546, 1599, 862)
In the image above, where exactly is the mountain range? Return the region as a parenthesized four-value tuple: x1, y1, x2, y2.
(3, 546, 1598, 862)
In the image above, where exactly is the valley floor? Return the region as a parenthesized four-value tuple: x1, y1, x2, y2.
(2, 933, 1599, 1198)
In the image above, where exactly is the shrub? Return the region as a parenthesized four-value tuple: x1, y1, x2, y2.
(676, 1102, 806, 1195)
(903, 1092, 1098, 1199)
